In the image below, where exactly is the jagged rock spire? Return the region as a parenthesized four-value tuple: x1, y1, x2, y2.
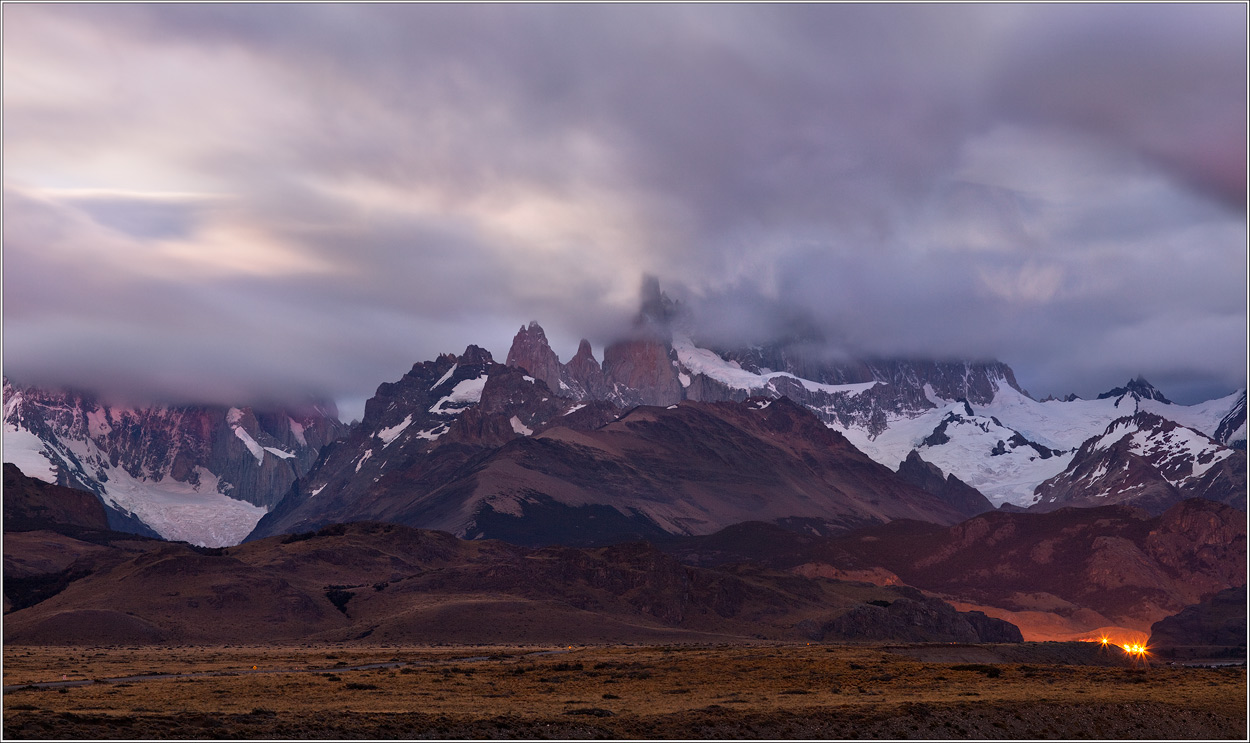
(566, 339, 607, 400)
(505, 321, 562, 394)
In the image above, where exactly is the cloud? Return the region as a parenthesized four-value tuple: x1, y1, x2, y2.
(2, 4, 1245, 418)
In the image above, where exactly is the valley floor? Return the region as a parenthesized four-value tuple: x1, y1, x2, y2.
(3, 643, 1245, 739)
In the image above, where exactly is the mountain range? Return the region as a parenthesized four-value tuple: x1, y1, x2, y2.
(3, 379, 344, 546)
(3, 286, 1245, 647)
(3, 286, 1244, 548)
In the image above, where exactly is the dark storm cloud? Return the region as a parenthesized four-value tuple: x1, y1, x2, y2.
(3, 4, 1244, 418)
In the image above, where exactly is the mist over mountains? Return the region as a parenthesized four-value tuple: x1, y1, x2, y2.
(4, 5, 1246, 419)
(5, 281, 1244, 552)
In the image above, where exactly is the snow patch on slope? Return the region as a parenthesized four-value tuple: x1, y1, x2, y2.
(429, 375, 488, 414)
(1126, 426, 1233, 485)
(2, 421, 58, 482)
(232, 425, 265, 464)
(377, 415, 413, 446)
(289, 417, 307, 447)
(431, 363, 458, 390)
(227, 407, 266, 464)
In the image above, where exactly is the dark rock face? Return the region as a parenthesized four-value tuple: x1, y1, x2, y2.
(1148, 585, 1247, 659)
(895, 450, 995, 519)
(506, 321, 563, 395)
(249, 346, 498, 539)
(457, 345, 494, 366)
(565, 339, 608, 400)
(1032, 412, 1246, 515)
(253, 391, 969, 545)
(4, 462, 110, 533)
(963, 609, 1027, 643)
(601, 339, 683, 408)
(417, 397, 968, 543)
(815, 593, 1022, 643)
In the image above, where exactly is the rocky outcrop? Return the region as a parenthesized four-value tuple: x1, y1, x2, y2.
(1148, 585, 1247, 659)
(812, 591, 1023, 643)
(895, 450, 995, 518)
(1143, 498, 1248, 593)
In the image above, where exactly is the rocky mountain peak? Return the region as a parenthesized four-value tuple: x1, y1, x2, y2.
(505, 321, 562, 394)
(457, 344, 495, 366)
(1097, 376, 1172, 405)
(1031, 411, 1244, 515)
(1041, 393, 1082, 403)
(895, 450, 995, 519)
(564, 338, 607, 400)
(636, 275, 682, 330)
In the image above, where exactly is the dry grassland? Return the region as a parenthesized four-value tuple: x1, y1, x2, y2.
(4, 643, 1246, 739)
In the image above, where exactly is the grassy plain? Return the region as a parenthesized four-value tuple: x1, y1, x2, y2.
(4, 642, 1246, 739)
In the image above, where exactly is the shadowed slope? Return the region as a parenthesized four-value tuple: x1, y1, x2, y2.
(4, 521, 1018, 646)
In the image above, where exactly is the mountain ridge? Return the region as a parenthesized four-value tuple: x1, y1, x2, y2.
(5, 306, 1245, 547)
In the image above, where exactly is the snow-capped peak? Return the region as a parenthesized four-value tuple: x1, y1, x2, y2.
(1097, 376, 1172, 406)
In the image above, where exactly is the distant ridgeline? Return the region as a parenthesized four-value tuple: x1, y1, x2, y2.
(3, 289, 1245, 550)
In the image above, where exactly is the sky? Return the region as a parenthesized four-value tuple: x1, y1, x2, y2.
(3, 3, 1246, 421)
